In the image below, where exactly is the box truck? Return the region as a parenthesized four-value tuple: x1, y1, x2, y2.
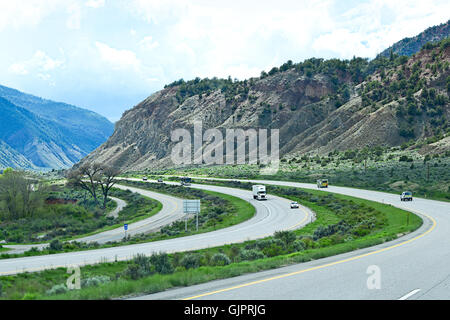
(252, 185, 267, 200)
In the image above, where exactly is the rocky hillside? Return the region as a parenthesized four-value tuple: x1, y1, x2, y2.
(0, 86, 114, 170)
(80, 36, 449, 172)
(379, 19, 449, 57)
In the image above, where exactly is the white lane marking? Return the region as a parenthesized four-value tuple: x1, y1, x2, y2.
(398, 289, 421, 300)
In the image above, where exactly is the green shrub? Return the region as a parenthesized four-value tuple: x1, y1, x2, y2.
(229, 245, 241, 262)
(274, 230, 297, 248)
(49, 239, 63, 251)
(210, 253, 231, 266)
(292, 240, 306, 251)
(238, 249, 265, 261)
(81, 275, 111, 288)
(46, 283, 68, 295)
(301, 237, 315, 249)
(122, 264, 142, 280)
(149, 253, 174, 274)
(180, 253, 201, 269)
(318, 237, 333, 247)
(22, 293, 38, 300)
(262, 244, 285, 257)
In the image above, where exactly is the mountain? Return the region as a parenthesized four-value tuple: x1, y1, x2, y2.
(0, 86, 114, 170)
(80, 37, 449, 172)
(379, 19, 449, 58)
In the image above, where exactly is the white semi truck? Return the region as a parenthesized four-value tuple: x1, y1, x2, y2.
(252, 185, 267, 200)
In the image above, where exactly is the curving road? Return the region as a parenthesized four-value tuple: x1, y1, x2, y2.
(132, 177, 450, 300)
(0, 181, 310, 275)
(3, 184, 185, 254)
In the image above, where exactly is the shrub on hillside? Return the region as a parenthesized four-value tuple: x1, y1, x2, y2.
(46, 284, 68, 295)
(49, 239, 63, 251)
(238, 249, 265, 261)
(180, 253, 202, 269)
(210, 253, 231, 266)
(149, 252, 174, 274)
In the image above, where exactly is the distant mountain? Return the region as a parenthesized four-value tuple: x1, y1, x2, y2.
(379, 19, 449, 58)
(0, 140, 36, 170)
(0, 86, 114, 170)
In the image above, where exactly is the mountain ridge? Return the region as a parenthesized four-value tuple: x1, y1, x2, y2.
(379, 19, 450, 58)
(0, 86, 114, 170)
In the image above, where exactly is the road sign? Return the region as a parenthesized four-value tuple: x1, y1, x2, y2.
(183, 200, 200, 231)
(183, 200, 200, 214)
(124, 224, 128, 231)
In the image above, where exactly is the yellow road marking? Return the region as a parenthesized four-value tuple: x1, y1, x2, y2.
(183, 210, 436, 300)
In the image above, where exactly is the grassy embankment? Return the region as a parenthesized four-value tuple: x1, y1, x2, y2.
(0, 187, 161, 246)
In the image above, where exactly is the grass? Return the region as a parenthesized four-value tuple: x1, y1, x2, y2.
(59, 193, 163, 242)
(0, 182, 422, 300)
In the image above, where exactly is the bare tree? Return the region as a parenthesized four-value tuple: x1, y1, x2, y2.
(66, 163, 102, 206)
(98, 166, 121, 209)
(66, 163, 121, 209)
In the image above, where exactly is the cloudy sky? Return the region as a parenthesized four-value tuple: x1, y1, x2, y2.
(0, 0, 449, 122)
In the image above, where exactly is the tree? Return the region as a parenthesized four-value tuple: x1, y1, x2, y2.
(98, 166, 121, 209)
(0, 169, 45, 220)
(66, 163, 102, 206)
(66, 163, 121, 209)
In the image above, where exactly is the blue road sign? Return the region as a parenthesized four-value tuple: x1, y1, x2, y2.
(124, 224, 128, 231)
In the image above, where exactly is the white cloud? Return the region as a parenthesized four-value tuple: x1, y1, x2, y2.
(85, 0, 105, 9)
(66, 2, 82, 30)
(144, 1, 335, 79)
(9, 63, 28, 75)
(95, 41, 141, 70)
(127, 0, 187, 24)
(8, 51, 64, 77)
(0, 0, 62, 31)
(313, 0, 450, 58)
(139, 36, 159, 50)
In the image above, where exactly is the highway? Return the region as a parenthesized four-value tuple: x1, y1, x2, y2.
(0, 181, 310, 275)
(131, 178, 450, 300)
(3, 184, 185, 254)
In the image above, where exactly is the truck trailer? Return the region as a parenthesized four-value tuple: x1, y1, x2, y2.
(252, 185, 267, 200)
(317, 179, 328, 188)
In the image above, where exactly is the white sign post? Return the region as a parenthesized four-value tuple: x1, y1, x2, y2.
(183, 200, 201, 231)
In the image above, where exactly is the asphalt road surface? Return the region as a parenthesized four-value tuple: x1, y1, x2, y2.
(131, 178, 450, 300)
(0, 181, 309, 275)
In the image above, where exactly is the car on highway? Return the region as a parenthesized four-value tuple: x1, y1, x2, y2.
(142, 177, 148, 181)
(290, 201, 299, 209)
(400, 191, 413, 201)
(180, 177, 192, 186)
(157, 178, 163, 183)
